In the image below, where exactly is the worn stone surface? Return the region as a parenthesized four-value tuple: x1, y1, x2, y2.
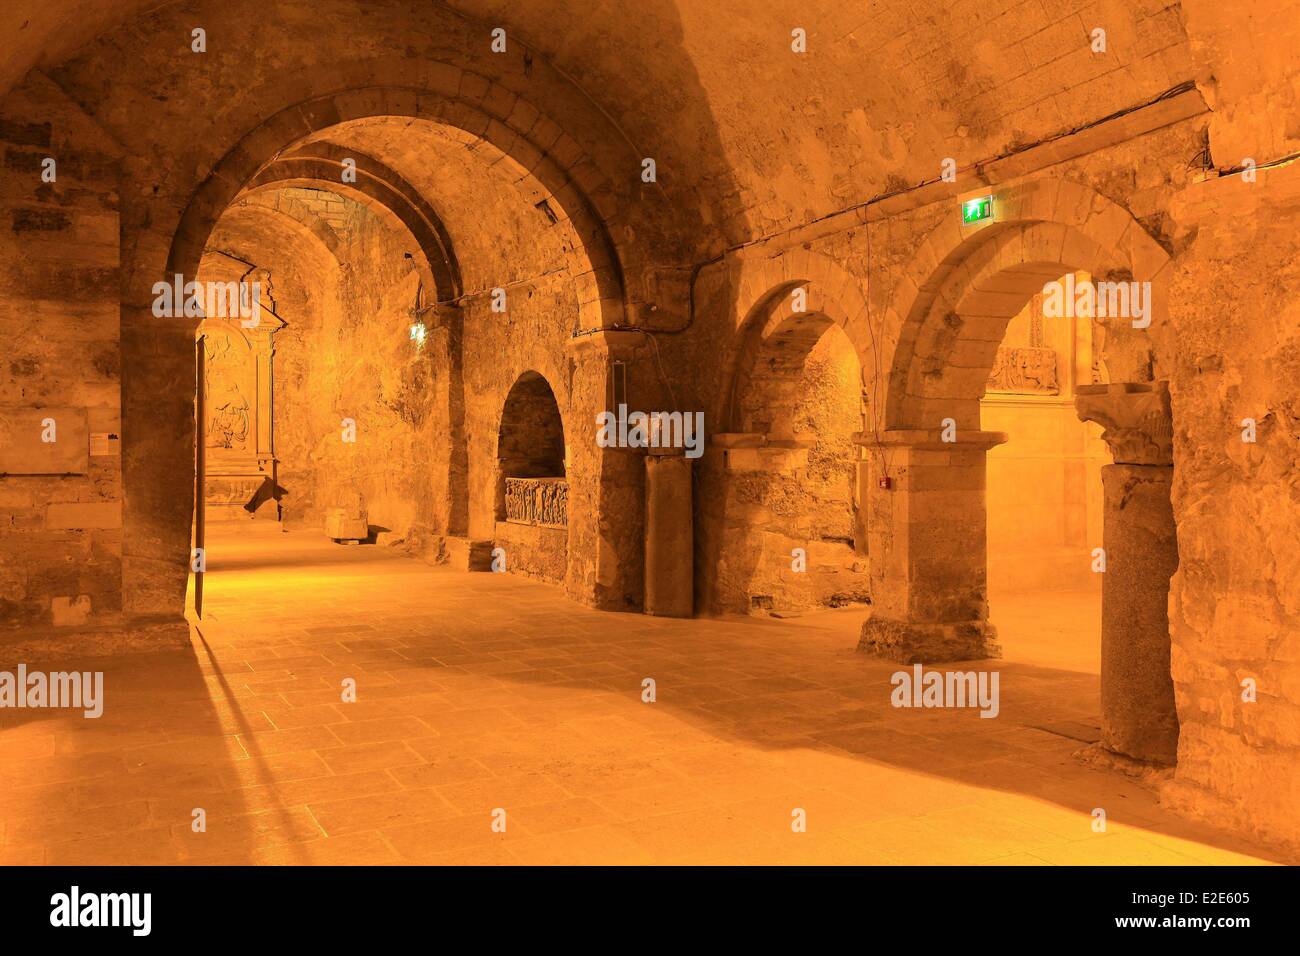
(858, 617, 1003, 665)
(0, 75, 122, 627)
(644, 453, 693, 618)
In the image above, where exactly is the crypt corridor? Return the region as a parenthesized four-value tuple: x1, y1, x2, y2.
(1, 0, 1299, 866)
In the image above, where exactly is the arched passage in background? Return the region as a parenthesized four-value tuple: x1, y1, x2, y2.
(164, 92, 625, 328)
(194, 197, 338, 533)
(862, 179, 1180, 765)
(980, 271, 1111, 673)
(493, 371, 569, 584)
(136, 74, 645, 620)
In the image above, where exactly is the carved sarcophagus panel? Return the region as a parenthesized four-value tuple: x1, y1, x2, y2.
(504, 477, 568, 528)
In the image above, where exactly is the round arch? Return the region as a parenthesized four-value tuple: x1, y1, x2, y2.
(701, 250, 874, 615)
(882, 179, 1172, 431)
(496, 371, 567, 489)
(246, 143, 461, 301)
(860, 177, 1181, 767)
(721, 249, 875, 433)
(164, 82, 628, 330)
(219, 192, 345, 264)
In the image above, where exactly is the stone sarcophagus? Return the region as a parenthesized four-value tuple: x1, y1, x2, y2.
(504, 476, 568, 528)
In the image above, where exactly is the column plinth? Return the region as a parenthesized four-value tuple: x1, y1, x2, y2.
(854, 428, 1007, 663)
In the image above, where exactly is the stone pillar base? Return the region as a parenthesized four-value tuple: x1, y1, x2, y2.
(424, 535, 495, 571)
(858, 616, 1002, 664)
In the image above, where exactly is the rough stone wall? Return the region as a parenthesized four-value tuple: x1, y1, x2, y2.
(459, 274, 576, 554)
(1161, 168, 1300, 853)
(0, 75, 122, 629)
(494, 521, 567, 584)
(1156, 0, 1300, 852)
(258, 258, 336, 530)
(274, 197, 438, 545)
(0, 0, 1296, 852)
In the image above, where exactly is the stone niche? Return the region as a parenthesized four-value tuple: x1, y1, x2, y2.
(200, 310, 285, 522)
(495, 476, 568, 583)
(492, 372, 569, 584)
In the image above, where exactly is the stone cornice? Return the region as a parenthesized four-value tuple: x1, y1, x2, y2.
(853, 429, 1008, 451)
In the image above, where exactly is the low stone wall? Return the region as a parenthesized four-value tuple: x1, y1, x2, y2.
(493, 520, 567, 584)
(494, 476, 568, 583)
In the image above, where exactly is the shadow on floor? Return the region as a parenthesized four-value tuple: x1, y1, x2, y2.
(9, 528, 1281, 865)
(0, 639, 270, 865)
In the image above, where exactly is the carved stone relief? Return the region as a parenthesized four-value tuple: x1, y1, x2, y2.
(505, 477, 568, 527)
(986, 346, 1060, 395)
(1074, 382, 1173, 466)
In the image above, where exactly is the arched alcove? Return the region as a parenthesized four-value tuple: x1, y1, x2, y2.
(493, 371, 569, 584)
(703, 265, 874, 616)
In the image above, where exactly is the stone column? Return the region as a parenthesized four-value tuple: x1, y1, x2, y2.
(644, 449, 693, 617)
(855, 428, 1007, 662)
(564, 330, 646, 610)
(426, 302, 469, 539)
(1075, 382, 1179, 765)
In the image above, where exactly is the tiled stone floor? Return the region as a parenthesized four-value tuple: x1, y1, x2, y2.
(0, 528, 1282, 865)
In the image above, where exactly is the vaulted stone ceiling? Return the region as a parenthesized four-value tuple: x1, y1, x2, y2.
(1, 1, 1208, 235)
(298, 118, 573, 293)
(5, 0, 1297, 271)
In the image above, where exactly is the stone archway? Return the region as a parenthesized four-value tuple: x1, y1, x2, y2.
(860, 179, 1180, 765)
(244, 143, 461, 303)
(164, 87, 626, 329)
(136, 84, 637, 619)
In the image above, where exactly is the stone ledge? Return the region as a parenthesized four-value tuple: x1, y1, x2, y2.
(858, 616, 1002, 663)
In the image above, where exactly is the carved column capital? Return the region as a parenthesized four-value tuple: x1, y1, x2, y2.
(1075, 382, 1173, 466)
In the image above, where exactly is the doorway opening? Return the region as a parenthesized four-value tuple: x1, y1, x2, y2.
(981, 271, 1109, 676)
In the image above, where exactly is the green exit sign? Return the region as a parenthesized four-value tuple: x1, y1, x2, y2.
(962, 195, 993, 223)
